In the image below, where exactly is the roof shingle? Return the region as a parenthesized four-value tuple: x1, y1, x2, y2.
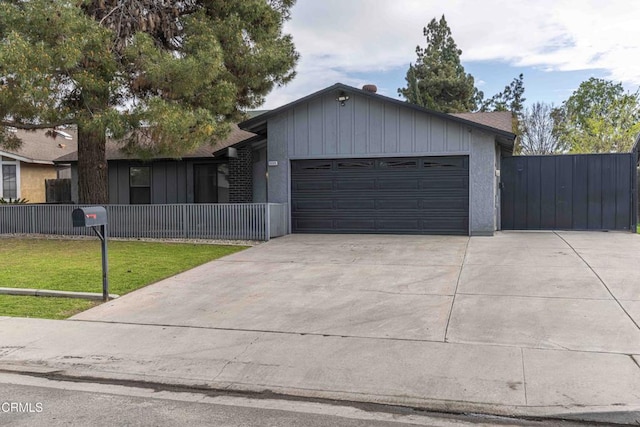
(1, 129, 78, 163)
(54, 124, 256, 162)
(449, 111, 514, 134)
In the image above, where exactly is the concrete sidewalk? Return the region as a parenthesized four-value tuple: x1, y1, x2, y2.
(0, 316, 639, 424)
(1, 231, 640, 424)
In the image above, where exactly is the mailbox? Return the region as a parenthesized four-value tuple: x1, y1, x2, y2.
(72, 207, 107, 228)
(71, 206, 110, 301)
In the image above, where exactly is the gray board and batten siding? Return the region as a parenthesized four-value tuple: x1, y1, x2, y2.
(71, 160, 193, 205)
(501, 153, 638, 231)
(106, 160, 225, 204)
(256, 85, 506, 236)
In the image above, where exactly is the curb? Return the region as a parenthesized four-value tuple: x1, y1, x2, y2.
(0, 363, 635, 426)
(0, 287, 119, 301)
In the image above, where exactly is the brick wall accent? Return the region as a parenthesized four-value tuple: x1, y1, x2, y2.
(229, 147, 253, 203)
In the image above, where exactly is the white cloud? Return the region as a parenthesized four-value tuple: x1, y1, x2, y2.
(264, 0, 640, 108)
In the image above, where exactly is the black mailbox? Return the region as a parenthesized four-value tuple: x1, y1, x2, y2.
(72, 207, 107, 228)
(71, 206, 110, 301)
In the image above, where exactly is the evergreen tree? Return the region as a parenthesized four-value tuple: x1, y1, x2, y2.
(480, 74, 526, 117)
(480, 73, 526, 134)
(398, 15, 477, 113)
(0, 0, 298, 203)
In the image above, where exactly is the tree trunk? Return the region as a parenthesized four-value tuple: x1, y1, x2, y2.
(77, 124, 109, 204)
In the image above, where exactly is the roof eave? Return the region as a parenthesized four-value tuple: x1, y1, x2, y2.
(53, 155, 76, 163)
(0, 150, 56, 164)
(212, 134, 267, 157)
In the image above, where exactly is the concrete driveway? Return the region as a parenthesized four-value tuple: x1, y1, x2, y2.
(2, 230, 638, 423)
(74, 231, 640, 355)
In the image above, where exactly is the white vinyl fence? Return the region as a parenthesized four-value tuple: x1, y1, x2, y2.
(0, 204, 289, 241)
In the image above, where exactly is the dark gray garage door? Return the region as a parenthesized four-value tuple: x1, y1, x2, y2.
(291, 156, 469, 235)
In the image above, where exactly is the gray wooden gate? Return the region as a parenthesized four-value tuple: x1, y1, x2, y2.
(501, 153, 638, 231)
(45, 179, 71, 203)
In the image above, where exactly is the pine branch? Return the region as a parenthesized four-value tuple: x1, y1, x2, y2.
(0, 120, 76, 130)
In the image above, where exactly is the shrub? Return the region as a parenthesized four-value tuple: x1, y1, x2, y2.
(0, 197, 29, 204)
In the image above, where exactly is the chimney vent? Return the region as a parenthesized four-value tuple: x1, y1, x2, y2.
(362, 84, 377, 93)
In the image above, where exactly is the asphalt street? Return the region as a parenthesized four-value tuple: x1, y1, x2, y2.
(0, 373, 580, 427)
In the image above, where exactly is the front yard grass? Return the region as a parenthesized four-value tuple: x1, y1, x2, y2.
(0, 238, 248, 319)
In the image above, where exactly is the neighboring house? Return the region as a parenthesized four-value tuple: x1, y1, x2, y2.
(0, 129, 78, 202)
(238, 83, 516, 236)
(55, 124, 261, 204)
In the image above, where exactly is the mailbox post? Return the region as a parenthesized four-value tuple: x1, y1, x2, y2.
(72, 207, 109, 301)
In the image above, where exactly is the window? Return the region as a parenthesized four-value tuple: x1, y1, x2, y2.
(194, 163, 229, 203)
(2, 165, 17, 199)
(379, 160, 418, 169)
(129, 166, 151, 204)
(298, 161, 332, 171)
(337, 160, 374, 170)
(423, 158, 465, 169)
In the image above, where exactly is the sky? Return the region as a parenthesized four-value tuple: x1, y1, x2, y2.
(262, 0, 640, 110)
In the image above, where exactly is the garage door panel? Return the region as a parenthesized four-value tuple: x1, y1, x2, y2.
(336, 200, 376, 210)
(293, 181, 333, 191)
(419, 198, 469, 209)
(291, 156, 469, 235)
(379, 159, 419, 169)
(291, 218, 333, 232)
(377, 179, 419, 190)
(421, 218, 469, 231)
(334, 179, 376, 190)
(292, 160, 333, 172)
(423, 157, 468, 168)
(419, 177, 466, 189)
(336, 160, 375, 169)
(293, 199, 334, 210)
(334, 219, 377, 229)
(376, 199, 420, 210)
(376, 219, 421, 230)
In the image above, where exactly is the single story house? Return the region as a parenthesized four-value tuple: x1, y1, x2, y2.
(0, 128, 77, 202)
(56, 83, 516, 236)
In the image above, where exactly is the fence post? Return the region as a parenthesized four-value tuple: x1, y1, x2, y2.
(265, 203, 271, 241)
(631, 151, 638, 232)
(29, 207, 36, 234)
(182, 204, 188, 238)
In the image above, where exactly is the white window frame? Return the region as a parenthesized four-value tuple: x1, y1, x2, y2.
(0, 157, 21, 200)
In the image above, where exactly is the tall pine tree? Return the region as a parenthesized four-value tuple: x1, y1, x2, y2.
(398, 15, 478, 113)
(0, 0, 298, 203)
(479, 74, 526, 117)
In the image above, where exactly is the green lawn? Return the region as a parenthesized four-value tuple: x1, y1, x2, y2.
(0, 239, 247, 319)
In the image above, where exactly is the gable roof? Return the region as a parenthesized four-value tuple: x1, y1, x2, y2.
(55, 124, 256, 163)
(239, 83, 517, 146)
(1, 129, 78, 164)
